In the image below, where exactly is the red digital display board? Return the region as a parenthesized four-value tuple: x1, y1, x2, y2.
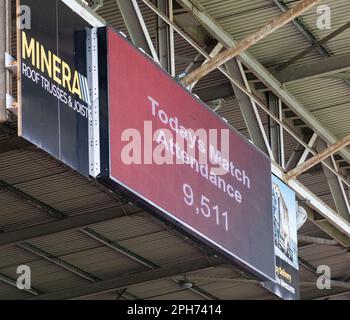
(101, 27, 275, 281)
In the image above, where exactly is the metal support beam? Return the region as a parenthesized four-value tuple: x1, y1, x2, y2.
(0, 0, 7, 122)
(0, 204, 141, 248)
(267, 92, 281, 164)
(285, 132, 316, 171)
(0, 179, 66, 219)
(324, 73, 350, 81)
(157, 0, 169, 71)
(225, 59, 272, 157)
(298, 256, 318, 275)
(116, 0, 159, 62)
(296, 133, 318, 167)
(315, 139, 350, 221)
(286, 134, 350, 181)
(300, 202, 350, 248)
(176, 276, 258, 285)
(174, 280, 218, 300)
(184, 48, 207, 75)
(80, 227, 159, 269)
(189, 285, 218, 300)
(29, 256, 222, 300)
(314, 290, 350, 300)
(286, 132, 312, 171)
(298, 235, 339, 246)
(117, 289, 141, 300)
(157, 0, 174, 74)
(277, 54, 350, 83)
(180, 0, 322, 87)
(278, 99, 285, 169)
(17, 242, 101, 283)
(168, 0, 175, 77)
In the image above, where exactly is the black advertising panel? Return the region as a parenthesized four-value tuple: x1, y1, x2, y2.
(264, 175, 300, 300)
(98, 27, 276, 282)
(19, 0, 92, 176)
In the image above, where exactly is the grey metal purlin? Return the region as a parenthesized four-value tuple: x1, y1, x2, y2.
(285, 132, 313, 171)
(276, 22, 350, 72)
(0, 205, 142, 248)
(80, 227, 160, 270)
(0, 179, 66, 219)
(29, 256, 223, 300)
(276, 53, 350, 84)
(225, 59, 270, 156)
(157, 0, 170, 72)
(315, 138, 350, 222)
(17, 242, 101, 283)
(267, 92, 281, 164)
(115, 0, 152, 56)
(272, 0, 329, 58)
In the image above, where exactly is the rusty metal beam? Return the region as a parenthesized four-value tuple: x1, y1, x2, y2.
(180, 0, 321, 87)
(286, 134, 350, 181)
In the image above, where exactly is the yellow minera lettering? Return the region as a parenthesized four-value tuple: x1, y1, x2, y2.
(22, 31, 35, 66)
(62, 61, 72, 92)
(72, 71, 82, 99)
(41, 46, 52, 78)
(52, 54, 62, 86)
(36, 41, 40, 68)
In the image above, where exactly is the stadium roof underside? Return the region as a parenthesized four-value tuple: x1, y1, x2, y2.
(0, 0, 350, 300)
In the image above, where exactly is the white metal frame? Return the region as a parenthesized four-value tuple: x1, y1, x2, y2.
(86, 27, 101, 178)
